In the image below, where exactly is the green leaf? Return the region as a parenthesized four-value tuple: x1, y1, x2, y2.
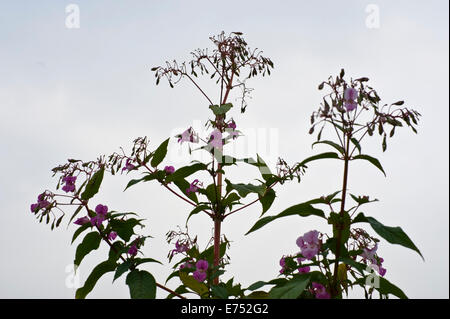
(246, 281, 270, 291)
(134, 257, 163, 266)
(68, 205, 84, 225)
(242, 155, 272, 181)
(186, 204, 210, 225)
(312, 140, 345, 155)
(109, 218, 142, 242)
(355, 276, 408, 299)
(226, 181, 266, 198)
(352, 213, 423, 259)
(353, 154, 386, 176)
(71, 222, 91, 244)
(179, 271, 208, 297)
(74, 231, 101, 266)
(173, 178, 198, 203)
(75, 260, 117, 299)
(259, 188, 276, 216)
(268, 275, 310, 299)
(246, 203, 325, 235)
(378, 277, 408, 299)
(211, 285, 229, 299)
(350, 138, 362, 154)
(222, 192, 241, 210)
(113, 260, 132, 282)
(151, 138, 170, 167)
(166, 163, 207, 183)
(124, 172, 161, 191)
(80, 167, 105, 200)
(126, 270, 157, 299)
(209, 103, 233, 116)
(295, 152, 340, 170)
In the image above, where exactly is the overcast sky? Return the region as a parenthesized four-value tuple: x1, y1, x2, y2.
(0, 0, 448, 299)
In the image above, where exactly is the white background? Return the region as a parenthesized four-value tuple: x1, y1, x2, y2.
(0, 0, 448, 298)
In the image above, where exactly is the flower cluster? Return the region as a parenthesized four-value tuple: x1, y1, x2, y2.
(74, 204, 109, 228)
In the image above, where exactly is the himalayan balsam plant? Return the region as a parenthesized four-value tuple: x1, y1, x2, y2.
(30, 32, 422, 299)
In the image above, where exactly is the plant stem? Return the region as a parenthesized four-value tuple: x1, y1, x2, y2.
(331, 133, 351, 297)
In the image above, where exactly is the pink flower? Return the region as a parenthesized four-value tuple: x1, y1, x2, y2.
(296, 230, 320, 260)
(180, 262, 193, 270)
(209, 129, 223, 149)
(361, 243, 378, 264)
(90, 215, 105, 227)
(193, 260, 209, 282)
(62, 176, 77, 193)
(108, 231, 117, 241)
(227, 121, 236, 130)
(74, 216, 90, 225)
(128, 245, 138, 256)
(177, 127, 198, 144)
(344, 87, 358, 112)
(344, 87, 358, 101)
(193, 270, 207, 282)
(312, 282, 330, 299)
(95, 204, 108, 216)
(30, 193, 51, 213)
(279, 257, 287, 274)
(164, 166, 175, 174)
(298, 266, 310, 274)
(186, 179, 201, 194)
(122, 159, 135, 172)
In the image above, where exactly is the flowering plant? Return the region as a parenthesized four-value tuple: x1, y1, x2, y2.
(31, 32, 422, 299)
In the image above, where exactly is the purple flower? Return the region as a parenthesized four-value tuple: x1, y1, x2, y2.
(74, 216, 90, 225)
(227, 120, 236, 130)
(279, 256, 287, 274)
(122, 159, 135, 172)
(30, 203, 39, 213)
(164, 166, 175, 174)
(312, 282, 330, 299)
(296, 230, 321, 260)
(180, 262, 193, 270)
(361, 243, 378, 264)
(209, 129, 223, 149)
(196, 260, 209, 271)
(62, 176, 77, 193)
(193, 270, 207, 282)
(193, 259, 209, 282)
(30, 193, 51, 213)
(108, 231, 117, 241)
(175, 240, 188, 253)
(344, 87, 358, 101)
(298, 266, 310, 274)
(186, 179, 201, 195)
(177, 127, 198, 144)
(128, 244, 138, 256)
(344, 87, 358, 112)
(95, 204, 108, 216)
(90, 215, 105, 227)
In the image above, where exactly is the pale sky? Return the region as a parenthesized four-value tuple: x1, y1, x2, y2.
(0, 0, 448, 298)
